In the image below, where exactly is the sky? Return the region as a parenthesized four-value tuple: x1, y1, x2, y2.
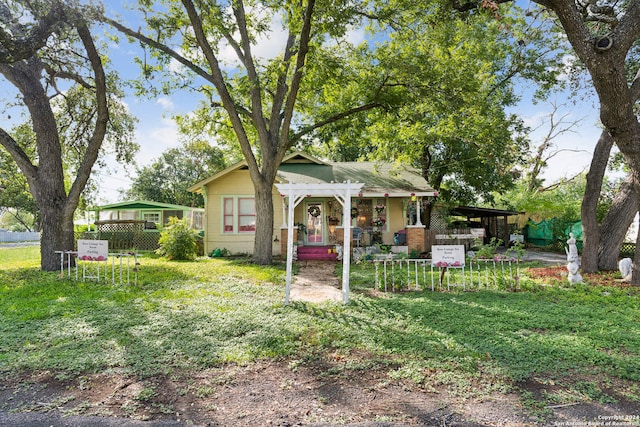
(2, 2, 606, 206)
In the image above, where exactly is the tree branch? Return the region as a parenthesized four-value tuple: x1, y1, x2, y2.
(66, 23, 109, 209)
(43, 62, 93, 90)
(0, 127, 37, 180)
(612, 0, 640, 53)
(0, 1, 68, 63)
(180, 0, 258, 175)
(102, 16, 217, 87)
(232, 0, 269, 154)
(290, 102, 383, 144)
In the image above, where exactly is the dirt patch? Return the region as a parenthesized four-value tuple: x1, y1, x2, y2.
(526, 265, 635, 288)
(289, 261, 343, 303)
(2, 356, 638, 426)
(0, 357, 532, 426)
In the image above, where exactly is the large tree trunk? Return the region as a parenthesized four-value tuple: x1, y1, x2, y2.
(581, 130, 613, 273)
(39, 203, 76, 271)
(598, 174, 638, 270)
(252, 178, 275, 265)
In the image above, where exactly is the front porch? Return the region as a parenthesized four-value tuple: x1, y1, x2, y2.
(281, 225, 426, 261)
(294, 243, 411, 261)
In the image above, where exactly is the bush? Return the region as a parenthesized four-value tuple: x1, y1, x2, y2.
(156, 217, 199, 260)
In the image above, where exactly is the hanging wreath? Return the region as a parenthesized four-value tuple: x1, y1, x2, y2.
(350, 207, 358, 218)
(308, 205, 321, 217)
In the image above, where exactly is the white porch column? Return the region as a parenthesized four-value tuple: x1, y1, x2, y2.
(415, 196, 423, 226)
(284, 188, 304, 305)
(341, 182, 353, 304)
(281, 195, 287, 228)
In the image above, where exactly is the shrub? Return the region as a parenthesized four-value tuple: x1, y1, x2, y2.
(156, 217, 199, 260)
(475, 237, 503, 259)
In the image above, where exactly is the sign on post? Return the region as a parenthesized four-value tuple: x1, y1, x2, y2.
(77, 239, 109, 261)
(431, 245, 465, 267)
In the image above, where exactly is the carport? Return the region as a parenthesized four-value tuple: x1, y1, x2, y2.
(450, 206, 522, 245)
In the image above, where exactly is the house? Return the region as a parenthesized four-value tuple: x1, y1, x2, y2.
(93, 200, 204, 230)
(187, 152, 437, 258)
(88, 200, 205, 251)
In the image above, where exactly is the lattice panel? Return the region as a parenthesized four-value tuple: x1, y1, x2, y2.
(95, 220, 145, 251)
(429, 211, 447, 233)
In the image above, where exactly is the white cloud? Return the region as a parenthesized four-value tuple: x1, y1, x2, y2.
(156, 97, 174, 110)
(216, 8, 289, 66)
(345, 27, 366, 46)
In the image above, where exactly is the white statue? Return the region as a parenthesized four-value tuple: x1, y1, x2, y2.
(619, 257, 632, 282)
(335, 243, 343, 261)
(566, 233, 582, 284)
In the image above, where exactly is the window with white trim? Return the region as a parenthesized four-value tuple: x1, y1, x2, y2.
(142, 211, 161, 223)
(222, 197, 256, 233)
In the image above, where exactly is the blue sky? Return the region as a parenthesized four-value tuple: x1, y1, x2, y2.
(2, 3, 605, 205)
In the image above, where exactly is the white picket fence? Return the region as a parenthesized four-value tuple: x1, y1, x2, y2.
(373, 258, 521, 292)
(0, 231, 40, 242)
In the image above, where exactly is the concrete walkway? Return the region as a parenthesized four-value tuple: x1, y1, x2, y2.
(506, 248, 567, 265)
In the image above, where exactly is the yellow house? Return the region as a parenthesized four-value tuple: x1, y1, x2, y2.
(188, 151, 437, 258)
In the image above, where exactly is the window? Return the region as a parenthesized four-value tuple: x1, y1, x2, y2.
(142, 212, 161, 223)
(238, 198, 256, 232)
(223, 198, 234, 232)
(355, 198, 387, 231)
(223, 197, 256, 233)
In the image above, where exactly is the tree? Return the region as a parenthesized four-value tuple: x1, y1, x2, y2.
(0, 1, 135, 270)
(453, 1, 640, 284)
(597, 173, 637, 270)
(127, 141, 229, 207)
(523, 101, 587, 193)
(580, 128, 638, 272)
(105, 0, 389, 264)
(305, 2, 564, 223)
(0, 142, 37, 230)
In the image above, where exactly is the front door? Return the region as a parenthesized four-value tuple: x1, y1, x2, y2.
(306, 202, 324, 245)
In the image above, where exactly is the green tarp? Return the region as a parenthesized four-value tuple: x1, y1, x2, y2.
(525, 218, 582, 247)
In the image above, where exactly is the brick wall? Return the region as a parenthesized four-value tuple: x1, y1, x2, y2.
(406, 226, 426, 254)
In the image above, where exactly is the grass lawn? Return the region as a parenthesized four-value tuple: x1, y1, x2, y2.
(1, 245, 639, 421)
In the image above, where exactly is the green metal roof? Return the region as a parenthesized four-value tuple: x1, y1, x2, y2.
(276, 162, 433, 194)
(187, 151, 435, 195)
(93, 200, 203, 211)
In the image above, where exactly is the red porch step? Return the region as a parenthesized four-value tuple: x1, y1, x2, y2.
(297, 245, 338, 261)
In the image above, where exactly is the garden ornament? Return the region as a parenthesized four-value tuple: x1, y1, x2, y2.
(619, 257, 632, 282)
(565, 233, 582, 284)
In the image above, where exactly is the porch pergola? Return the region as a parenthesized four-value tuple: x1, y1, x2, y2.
(276, 181, 364, 305)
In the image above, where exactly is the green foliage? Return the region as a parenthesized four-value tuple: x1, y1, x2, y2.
(155, 217, 199, 260)
(496, 175, 585, 221)
(0, 208, 34, 232)
(473, 238, 503, 259)
(505, 238, 526, 262)
(209, 248, 230, 258)
(306, 2, 567, 206)
(0, 145, 38, 230)
(127, 141, 227, 207)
